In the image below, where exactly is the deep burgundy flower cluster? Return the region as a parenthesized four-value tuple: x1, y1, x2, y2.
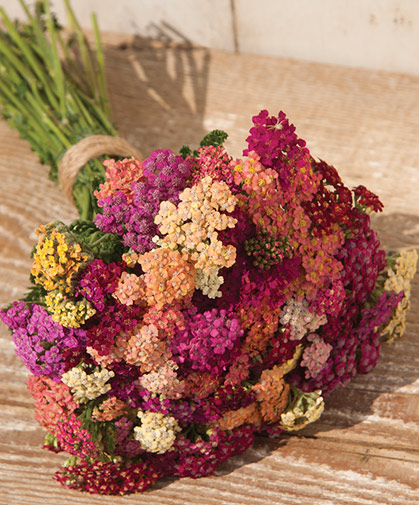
(77, 259, 124, 311)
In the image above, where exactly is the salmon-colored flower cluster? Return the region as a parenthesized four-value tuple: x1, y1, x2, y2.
(139, 362, 185, 399)
(91, 396, 128, 421)
(94, 157, 144, 203)
(2, 109, 415, 496)
(215, 402, 261, 431)
(233, 151, 278, 197)
(114, 249, 196, 309)
(138, 248, 196, 308)
(26, 375, 98, 458)
(252, 365, 290, 423)
(116, 322, 171, 372)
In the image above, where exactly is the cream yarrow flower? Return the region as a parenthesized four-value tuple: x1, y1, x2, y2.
(381, 249, 418, 343)
(61, 365, 115, 403)
(133, 411, 181, 454)
(280, 298, 327, 340)
(195, 268, 224, 299)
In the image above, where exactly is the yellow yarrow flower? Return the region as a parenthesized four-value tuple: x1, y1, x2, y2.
(31, 222, 89, 294)
(45, 290, 96, 328)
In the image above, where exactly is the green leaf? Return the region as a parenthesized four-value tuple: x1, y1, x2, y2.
(179, 145, 192, 159)
(200, 129, 228, 148)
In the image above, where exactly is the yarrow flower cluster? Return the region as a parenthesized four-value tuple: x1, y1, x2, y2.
(1, 110, 416, 495)
(61, 364, 115, 403)
(31, 222, 90, 294)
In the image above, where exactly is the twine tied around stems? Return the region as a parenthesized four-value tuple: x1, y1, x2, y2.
(58, 135, 143, 204)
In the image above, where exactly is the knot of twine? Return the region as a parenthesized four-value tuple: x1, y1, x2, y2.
(58, 135, 143, 204)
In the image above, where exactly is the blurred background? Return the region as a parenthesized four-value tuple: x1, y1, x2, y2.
(5, 0, 419, 76)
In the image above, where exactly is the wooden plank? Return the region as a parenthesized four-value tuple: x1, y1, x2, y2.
(0, 35, 418, 504)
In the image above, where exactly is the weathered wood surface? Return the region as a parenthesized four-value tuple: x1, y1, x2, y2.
(0, 36, 418, 504)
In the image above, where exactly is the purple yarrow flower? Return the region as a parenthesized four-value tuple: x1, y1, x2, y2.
(95, 149, 191, 253)
(1, 302, 86, 381)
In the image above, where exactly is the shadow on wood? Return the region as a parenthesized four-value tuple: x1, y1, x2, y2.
(103, 32, 211, 157)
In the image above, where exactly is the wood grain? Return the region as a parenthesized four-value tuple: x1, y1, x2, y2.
(0, 35, 418, 504)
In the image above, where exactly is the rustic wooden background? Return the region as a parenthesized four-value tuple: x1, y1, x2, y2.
(0, 35, 418, 504)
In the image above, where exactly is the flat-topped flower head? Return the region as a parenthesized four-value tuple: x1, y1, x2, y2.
(95, 157, 144, 203)
(31, 222, 90, 295)
(95, 149, 191, 253)
(133, 411, 181, 454)
(45, 291, 96, 328)
(61, 364, 115, 403)
(0, 302, 86, 381)
(154, 176, 237, 297)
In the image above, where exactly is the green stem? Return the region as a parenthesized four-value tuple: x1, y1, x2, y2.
(44, 0, 66, 120)
(55, 29, 91, 93)
(0, 36, 39, 93)
(63, 0, 98, 98)
(24, 92, 71, 148)
(17, 0, 32, 19)
(91, 12, 110, 118)
(0, 7, 60, 111)
(89, 233, 111, 249)
(0, 79, 55, 149)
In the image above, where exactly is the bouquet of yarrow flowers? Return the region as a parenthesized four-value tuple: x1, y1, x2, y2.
(0, 0, 417, 496)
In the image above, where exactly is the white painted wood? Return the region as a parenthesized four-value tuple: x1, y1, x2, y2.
(4, 0, 419, 74)
(236, 0, 419, 75)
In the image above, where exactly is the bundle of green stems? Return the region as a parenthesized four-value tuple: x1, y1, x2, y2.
(0, 0, 117, 219)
